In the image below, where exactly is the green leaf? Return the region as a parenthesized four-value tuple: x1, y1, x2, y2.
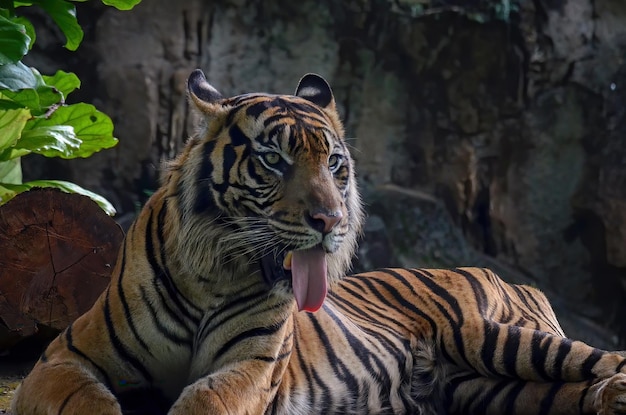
(0, 182, 19, 204)
(0, 108, 30, 153)
(0, 61, 39, 90)
(0, 14, 30, 64)
(0, 179, 116, 215)
(16, 125, 81, 158)
(42, 70, 80, 99)
(100, 0, 141, 11)
(14, 16, 35, 49)
(0, 158, 22, 183)
(25, 103, 118, 158)
(0, 63, 65, 113)
(35, 0, 84, 51)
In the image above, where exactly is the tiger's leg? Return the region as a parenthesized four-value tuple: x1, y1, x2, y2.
(11, 346, 121, 415)
(444, 371, 626, 415)
(168, 314, 294, 415)
(452, 320, 626, 383)
(168, 361, 279, 414)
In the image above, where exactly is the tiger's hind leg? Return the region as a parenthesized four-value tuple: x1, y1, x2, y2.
(445, 372, 626, 415)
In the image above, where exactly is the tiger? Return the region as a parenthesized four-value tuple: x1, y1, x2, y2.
(10, 68, 626, 415)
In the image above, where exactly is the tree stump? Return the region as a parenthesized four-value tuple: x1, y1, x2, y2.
(0, 188, 123, 352)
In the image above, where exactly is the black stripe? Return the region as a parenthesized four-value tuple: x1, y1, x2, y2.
(445, 372, 480, 413)
(360, 270, 439, 336)
(306, 313, 358, 410)
(515, 285, 561, 333)
(581, 348, 604, 378)
(480, 320, 500, 376)
(407, 269, 464, 322)
(322, 304, 393, 409)
(329, 291, 409, 352)
(155, 201, 203, 317)
(292, 333, 316, 404)
(502, 380, 526, 414)
(196, 287, 268, 343)
(65, 324, 113, 389)
(246, 100, 272, 118)
(194, 140, 218, 213)
(229, 124, 250, 146)
(404, 269, 473, 369)
(578, 382, 592, 412)
(145, 207, 198, 333)
(502, 325, 522, 376)
(454, 268, 490, 314)
(117, 238, 153, 355)
(213, 320, 287, 362)
(58, 379, 98, 415)
(538, 381, 563, 415)
(104, 290, 153, 382)
(552, 338, 572, 379)
(530, 330, 553, 380)
(139, 285, 190, 345)
(311, 366, 333, 410)
(474, 378, 511, 413)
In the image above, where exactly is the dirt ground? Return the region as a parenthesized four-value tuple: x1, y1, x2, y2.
(0, 333, 49, 415)
(0, 358, 34, 414)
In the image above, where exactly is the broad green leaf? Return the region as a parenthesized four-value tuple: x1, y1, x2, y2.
(0, 108, 30, 152)
(0, 179, 116, 215)
(0, 182, 22, 204)
(0, 61, 39, 90)
(25, 103, 117, 157)
(35, 0, 83, 51)
(0, 146, 29, 160)
(0, 96, 28, 110)
(0, 158, 22, 183)
(42, 70, 80, 99)
(16, 125, 81, 158)
(0, 87, 40, 110)
(0, 14, 30, 64)
(0, 63, 65, 113)
(100, 0, 141, 11)
(14, 16, 35, 49)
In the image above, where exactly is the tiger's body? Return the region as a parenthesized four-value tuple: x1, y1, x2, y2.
(11, 70, 626, 414)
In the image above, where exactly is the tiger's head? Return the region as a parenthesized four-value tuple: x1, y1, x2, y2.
(170, 69, 364, 312)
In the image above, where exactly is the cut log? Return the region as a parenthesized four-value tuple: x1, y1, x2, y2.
(0, 188, 123, 351)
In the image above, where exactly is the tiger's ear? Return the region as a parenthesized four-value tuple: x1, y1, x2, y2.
(295, 74, 335, 111)
(187, 69, 224, 113)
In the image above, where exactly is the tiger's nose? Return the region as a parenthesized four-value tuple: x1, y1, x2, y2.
(306, 210, 343, 235)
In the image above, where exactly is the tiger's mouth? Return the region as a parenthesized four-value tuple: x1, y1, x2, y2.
(260, 245, 328, 312)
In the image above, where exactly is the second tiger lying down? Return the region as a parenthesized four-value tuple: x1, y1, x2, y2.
(11, 69, 626, 414)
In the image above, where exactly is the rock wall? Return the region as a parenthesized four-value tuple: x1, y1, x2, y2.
(23, 0, 626, 347)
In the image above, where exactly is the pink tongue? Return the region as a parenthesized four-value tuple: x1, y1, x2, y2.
(291, 247, 328, 312)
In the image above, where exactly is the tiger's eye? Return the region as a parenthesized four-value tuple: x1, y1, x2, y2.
(263, 152, 281, 165)
(328, 154, 342, 171)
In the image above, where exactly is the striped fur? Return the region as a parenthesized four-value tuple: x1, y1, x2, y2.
(11, 70, 626, 415)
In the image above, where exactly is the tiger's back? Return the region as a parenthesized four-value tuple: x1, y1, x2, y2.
(12, 70, 626, 415)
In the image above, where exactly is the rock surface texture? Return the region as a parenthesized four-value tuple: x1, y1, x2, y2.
(22, 0, 626, 348)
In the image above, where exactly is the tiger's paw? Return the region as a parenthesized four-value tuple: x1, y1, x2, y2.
(168, 384, 228, 415)
(597, 373, 626, 415)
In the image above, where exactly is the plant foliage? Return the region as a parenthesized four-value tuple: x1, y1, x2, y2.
(0, 0, 142, 215)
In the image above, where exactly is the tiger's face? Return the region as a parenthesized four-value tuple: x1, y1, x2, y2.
(179, 70, 363, 312)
